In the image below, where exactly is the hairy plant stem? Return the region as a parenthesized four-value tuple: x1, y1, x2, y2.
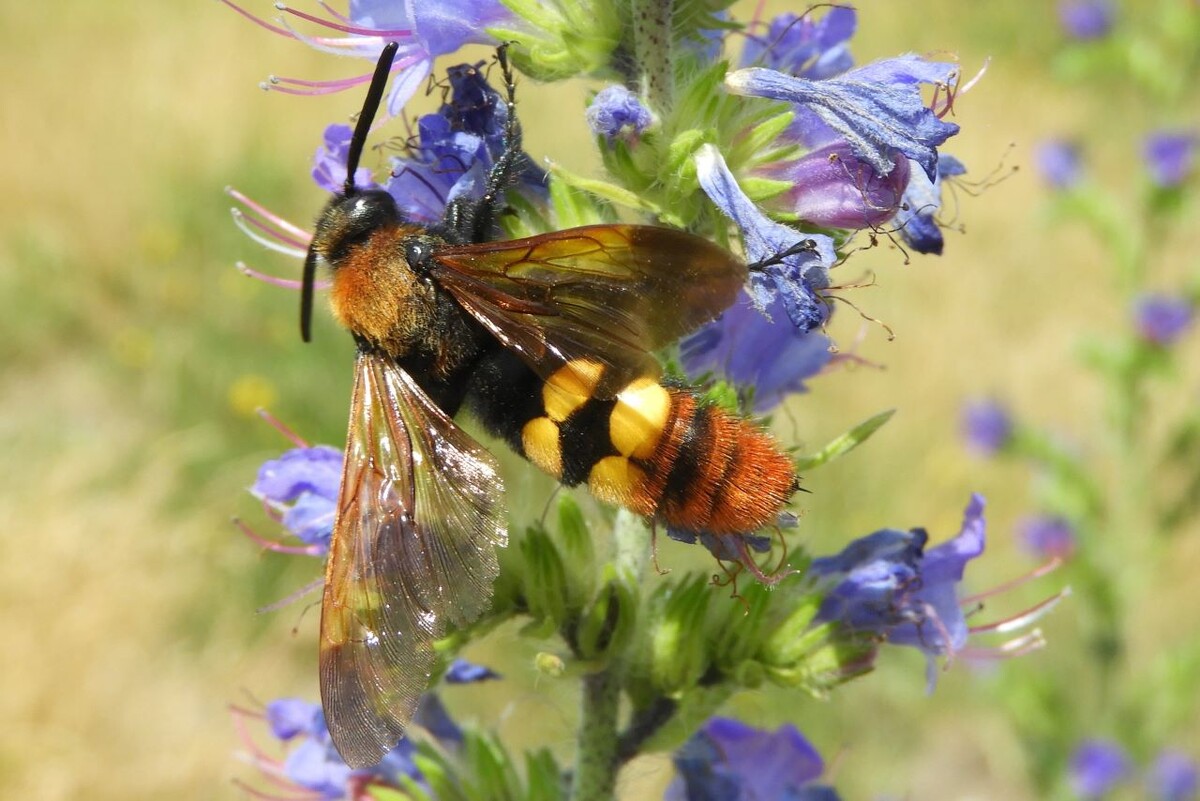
(631, 0, 674, 113)
(569, 510, 650, 800)
(570, 668, 622, 801)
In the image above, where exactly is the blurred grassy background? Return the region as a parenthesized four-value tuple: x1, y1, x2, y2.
(1, 1, 1196, 799)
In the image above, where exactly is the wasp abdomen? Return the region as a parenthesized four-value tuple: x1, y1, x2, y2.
(516, 359, 796, 536)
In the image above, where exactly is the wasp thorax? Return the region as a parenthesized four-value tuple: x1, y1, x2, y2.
(314, 191, 439, 356)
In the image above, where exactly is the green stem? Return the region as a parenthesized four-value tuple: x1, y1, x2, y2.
(631, 0, 674, 112)
(570, 668, 621, 801)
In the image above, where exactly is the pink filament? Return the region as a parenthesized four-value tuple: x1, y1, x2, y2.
(275, 2, 414, 38)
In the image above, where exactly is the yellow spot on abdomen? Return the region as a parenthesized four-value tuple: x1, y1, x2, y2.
(544, 359, 604, 422)
(610, 377, 671, 459)
(522, 417, 563, 477)
(588, 455, 650, 511)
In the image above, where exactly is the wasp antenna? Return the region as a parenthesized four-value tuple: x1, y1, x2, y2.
(344, 41, 400, 197)
(300, 249, 318, 342)
(746, 239, 818, 273)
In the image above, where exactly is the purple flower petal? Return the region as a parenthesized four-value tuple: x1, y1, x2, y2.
(1058, 0, 1115, 40)
(253, 446, 343, 504)
(1036, 139, 1084, 190)
(1150, 750, 1199, 801)
(961, 400, 1013, 456)
(681, 291, 833, 412)
(1019, 515, 1077, 560)
(740, 8, 857, 80)
(761, 139, 910, 229)
(266, 698, 322, 741)
(668, 717, 838, 801)
(1143, 130, 1197, 188)
(313, 124, 377, 195)
(444, 658, 501, 684)
(1134, 294, 1194, 345)
(695, 145, 834, 333)
(1069, 739, 1131, 798)
(586, 85, 654, 140)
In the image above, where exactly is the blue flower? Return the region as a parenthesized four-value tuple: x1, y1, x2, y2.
(586, 85, 654, 141)
(1069, 739, 1132, 798)
(894, 153, 966, 256)
(227, 0, 512, 117)
(1143, 130, 1198, 188)
(961, 399, 1014, 456)
(384, 63, 544, 223)
(726, 55, 961, 181)
(1134, 294, 1194, 346)
(758, 139, 911, 230)
(682, 291, 832, 412)
(811, 495, 988, 682)
(1058, 0, 1116, 40)
(1018, 515, 1076, 560)
(313, 124, 379, 195)
(695, 145, 834, 333)
(1149, 750, 1199, 801)
(444, 657, 501, 684)
(665, 717, 840, 801)
(739, 7, 857, 81)
(252, 445, 342, 549)
(1036, 139, 1084, 190)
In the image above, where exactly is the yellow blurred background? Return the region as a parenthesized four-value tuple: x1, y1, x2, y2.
(1, 1, 1197, 799)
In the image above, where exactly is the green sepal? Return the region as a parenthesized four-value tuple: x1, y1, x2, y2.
(739, 176, 793, 204)
(555, 494, 597, 604)
(710, 579, 772, 669)
(524, 747, 566, 801)
(575, 565, 639, 661)
(733, 110, 797, 166)
(794, 408, 896, 471)
(548, 164, 679, 225)
(664, 128, 708, 188)
(647, 574, 712, 694)
(520, 525, 571, 628)
(759, 595, 825, 666)
(547, 175, 612, 230)
(491, 0, 620, 82)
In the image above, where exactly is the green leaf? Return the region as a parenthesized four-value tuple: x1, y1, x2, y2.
(525, 748, 565, 801)
(794, 409, 896, 471)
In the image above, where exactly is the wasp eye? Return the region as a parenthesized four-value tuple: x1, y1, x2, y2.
(405, 240, 430, 272)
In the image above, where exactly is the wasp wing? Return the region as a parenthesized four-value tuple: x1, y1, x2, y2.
(320, 350, 507, 769)
(431, 224, 746, 395)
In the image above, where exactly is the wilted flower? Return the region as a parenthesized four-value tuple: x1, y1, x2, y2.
(1134, 294, 1194, 346)
(1058, 0, 1116, 40)
(665, 717, 840, 801)
(894, 153, 966, 255)
(1069, 739, 1132, 798)
(586, 85, 653, 141)
(1036, 139, 1084, 190)
(1143, 131, 1198, 188)
(1149, 750, 1199, 801)
(961, 399, 1014, 456)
